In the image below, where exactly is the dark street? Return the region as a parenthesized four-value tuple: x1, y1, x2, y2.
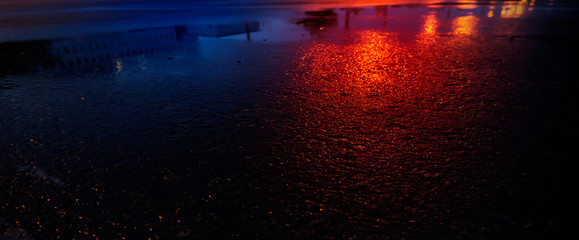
(1, 0, 577, 239)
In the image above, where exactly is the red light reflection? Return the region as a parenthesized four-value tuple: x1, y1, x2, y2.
(281, 30, 473, 187)
(295, 31, 425, 99)
(271, 17, 513, 232)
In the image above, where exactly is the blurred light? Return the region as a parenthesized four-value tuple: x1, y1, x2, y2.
(422, 14, 438, 35)
(453, 16, 478, 35)
(419, 14, 438, 45)
(500, 4, 526, 18)
(115, 60, 123, 73)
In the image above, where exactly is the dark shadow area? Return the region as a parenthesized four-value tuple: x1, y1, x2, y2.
(295, 9, 338, 35)
(0, 41, 53, 76)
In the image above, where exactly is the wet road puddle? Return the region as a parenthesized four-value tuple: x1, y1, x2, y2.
(1, 0, 577, 239)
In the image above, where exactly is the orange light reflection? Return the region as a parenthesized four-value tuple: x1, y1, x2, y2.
(500, 5, 526, 18)
(453, 16, 478, 35)
(419, 14, 438, 44)
(422, 14, 437, 35)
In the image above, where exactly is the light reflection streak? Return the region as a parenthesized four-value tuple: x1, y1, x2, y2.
(422, 14, 437, 35)
(115, 60, 123, 73)
(419, 14, 438, 45)
(500, 5, 526, 18)
(452, 16, 477, 35)
(499, 0, 534, 18)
